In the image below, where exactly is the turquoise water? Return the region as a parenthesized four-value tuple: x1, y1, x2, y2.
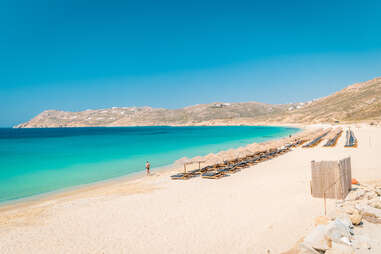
(0, 126, 299, 203)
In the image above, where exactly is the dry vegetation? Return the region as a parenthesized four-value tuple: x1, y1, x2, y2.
(15, 77, 381, 128)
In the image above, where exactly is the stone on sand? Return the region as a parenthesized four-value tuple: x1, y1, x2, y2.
(368, 198, 381, 209)
(345, 189, 365, 201)
(302, 225, 332, 251)
(349, 210, 362, 225)
(325, 219, 351, 244)
(356, 204, 381, 218)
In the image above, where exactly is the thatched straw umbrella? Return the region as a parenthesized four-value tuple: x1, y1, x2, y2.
(203, 153, 223, 167)
(235, 147, 253, 159)
(216, 149, 236, 162)
(190, 155, 205, 170)
(173, 157, 192, 173)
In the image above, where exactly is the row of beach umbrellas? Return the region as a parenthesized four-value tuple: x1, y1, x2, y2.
(173, 127, 329, 172)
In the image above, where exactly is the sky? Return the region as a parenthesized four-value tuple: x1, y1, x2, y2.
(1, 0, 381, 126)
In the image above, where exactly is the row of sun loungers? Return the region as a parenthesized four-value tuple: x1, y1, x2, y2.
(302, 131, 330, 148)
(171, 139, 305, 180)
(344, 129, 357, 147)
(324, 129, 343, 147)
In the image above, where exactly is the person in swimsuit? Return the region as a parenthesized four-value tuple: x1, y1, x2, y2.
(145, 161, 151, 175)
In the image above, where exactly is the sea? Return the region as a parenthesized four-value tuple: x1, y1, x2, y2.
(0, 126, 299, 203)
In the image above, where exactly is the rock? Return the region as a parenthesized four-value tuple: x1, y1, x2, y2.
(325, 243, 354, 254)
(303, 225, 332, 251)
(345, 189, 365, 201)
(369, 199, 381, 209)
(356, 204, 381, 218)
(349, 210, 362, 225)
(365, 191, 378, 200)
(314, 216, 330, 226)
(325, 219, 351, 244)
(335, 214, 352, 229)
(375, 188, 381, 196)
(340, 237, 351, 246)
(341, 205, 356, 215)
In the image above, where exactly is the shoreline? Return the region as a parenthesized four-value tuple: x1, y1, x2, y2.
(11, 122, 306, 128)
(0, 124, 305, 211)
(2, 124, 380, 253)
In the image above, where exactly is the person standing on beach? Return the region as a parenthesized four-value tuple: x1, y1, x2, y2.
(145, 161, 151, 175)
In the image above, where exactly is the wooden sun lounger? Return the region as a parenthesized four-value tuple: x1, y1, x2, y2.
(324, 130, 343, 147)
(218, 165, 240, 174)
(344, 130, 357, 147)
(188, 169, 201, 176)
(201, 171, 224, 179)
(170, 172, 193, 180)
(303, 131, 330, 148)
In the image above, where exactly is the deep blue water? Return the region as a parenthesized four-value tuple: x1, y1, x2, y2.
(0, 126, 299, 203)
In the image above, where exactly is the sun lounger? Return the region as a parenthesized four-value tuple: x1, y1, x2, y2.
(344, 130, 357, 147)
(201, 171, 224, 179)
(187, 169, 202, 176)
(303, 131, 330, 148)
(233, 161, 250, 169)
(218, 165, 241, 174)
(324, 130, 343, 147)
(170, 172, 193, 180)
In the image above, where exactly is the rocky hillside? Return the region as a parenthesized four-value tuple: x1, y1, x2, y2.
(15, 102, 288, 128)
(277, 77, 381, 123)
(15, 77, 381, 128)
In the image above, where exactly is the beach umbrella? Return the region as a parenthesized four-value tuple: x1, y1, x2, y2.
(190, 155, 205, 170)
(203, 153, 223, 166)
(235, 147, 253, 158)
(246, 143, 264, 155)
(173, 157, 192, 172)
(174, 156, 191, 166)
(190, 155, 203, 162)
(216, 150, 235, 162)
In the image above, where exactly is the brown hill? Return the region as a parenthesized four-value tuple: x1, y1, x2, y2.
(15, 102, 287, 128)
(15, 77, 381, 128)
(276, 77, 381, 123)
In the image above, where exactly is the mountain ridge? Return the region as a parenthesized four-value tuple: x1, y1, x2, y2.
(15, 77, 381, 128)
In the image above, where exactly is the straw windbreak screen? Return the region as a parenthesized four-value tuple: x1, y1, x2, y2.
(310, 157, 351, 200)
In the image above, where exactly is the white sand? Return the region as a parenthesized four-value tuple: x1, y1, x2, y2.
(1, 125, 380, 253)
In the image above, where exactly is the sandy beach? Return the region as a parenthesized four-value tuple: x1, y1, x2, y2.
(1, 124, 380, 253)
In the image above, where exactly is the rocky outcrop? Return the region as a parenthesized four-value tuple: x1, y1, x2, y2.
(284, 183, 381, 254)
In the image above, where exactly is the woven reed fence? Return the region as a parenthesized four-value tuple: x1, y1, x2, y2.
(310, 157, 352, 200)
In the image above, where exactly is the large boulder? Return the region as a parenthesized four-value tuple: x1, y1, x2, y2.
(325, 219, 352, 244)
(302, 225, 332, 251)
(335, 214, 352, 229)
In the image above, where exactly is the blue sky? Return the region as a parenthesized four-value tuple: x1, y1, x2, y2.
(1, 0, 381, 126)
